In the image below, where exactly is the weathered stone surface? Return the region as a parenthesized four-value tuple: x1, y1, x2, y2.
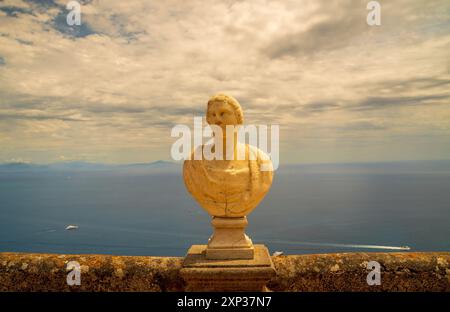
(0, 252, 184, 292)
(1, 252, 449, 291)
(206, 217, 254, 259)
(183, 245, 273, 268)
(269, 252, 450, 292)
(181, 245, 276, 291)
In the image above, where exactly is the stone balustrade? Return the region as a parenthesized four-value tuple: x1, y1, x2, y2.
(1, 252, 449, 291)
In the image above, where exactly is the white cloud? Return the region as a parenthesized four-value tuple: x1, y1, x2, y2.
(0, 0, 449, 163)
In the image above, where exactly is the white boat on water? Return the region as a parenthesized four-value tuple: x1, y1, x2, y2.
(65, 225, 79, 230)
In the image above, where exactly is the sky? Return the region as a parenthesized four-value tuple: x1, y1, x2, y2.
(0, 0, 449, 164)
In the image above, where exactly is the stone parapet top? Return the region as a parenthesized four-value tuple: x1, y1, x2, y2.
(0, 252, 449, 291)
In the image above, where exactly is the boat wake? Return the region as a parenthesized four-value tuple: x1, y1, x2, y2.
(263, 239, 411, 251)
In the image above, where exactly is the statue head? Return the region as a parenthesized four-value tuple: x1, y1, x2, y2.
(206, 94, 244, 133)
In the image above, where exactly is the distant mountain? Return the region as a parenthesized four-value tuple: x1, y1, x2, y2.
(48, 161, 111, 171)
(0, 160, 181, 173)
(118, 160, 178, 169)
(0, 162, 49, 172)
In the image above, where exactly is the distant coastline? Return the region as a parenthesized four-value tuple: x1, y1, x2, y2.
(1, 159, 450, 174)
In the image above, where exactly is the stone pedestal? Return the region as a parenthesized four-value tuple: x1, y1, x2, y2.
(206, 216, 254, 260)
(180, 244, 276, 292)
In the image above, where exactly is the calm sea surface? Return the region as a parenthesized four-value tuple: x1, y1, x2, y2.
(1, 163, 449, 256)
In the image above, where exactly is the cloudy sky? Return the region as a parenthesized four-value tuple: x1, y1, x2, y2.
(0, 0, 449, 164)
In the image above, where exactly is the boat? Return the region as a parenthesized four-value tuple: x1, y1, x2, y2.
(65, 225, 79, 230)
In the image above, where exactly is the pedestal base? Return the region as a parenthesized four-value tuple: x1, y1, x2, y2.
(206, 216, 254, 260)
(180, 244, 276, 292)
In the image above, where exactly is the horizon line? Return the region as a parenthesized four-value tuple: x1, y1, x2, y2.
(1, 159, 450, 166)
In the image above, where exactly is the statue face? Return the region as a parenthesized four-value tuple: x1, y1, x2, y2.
(207, 101, 238, 132)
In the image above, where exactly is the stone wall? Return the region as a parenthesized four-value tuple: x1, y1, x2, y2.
(1, 252, 449, 291)
(268, 252, 450, 291)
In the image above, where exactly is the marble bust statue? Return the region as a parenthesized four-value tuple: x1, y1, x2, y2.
(183, 94, 274, 259)
(183, 93, 273, 217)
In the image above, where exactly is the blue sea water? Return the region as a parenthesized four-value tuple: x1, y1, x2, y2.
(0, 162, 449, 256)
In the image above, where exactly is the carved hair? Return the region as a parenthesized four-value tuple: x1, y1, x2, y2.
(207, 93, 244, 125)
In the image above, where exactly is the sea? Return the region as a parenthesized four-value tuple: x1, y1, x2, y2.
(0, 161, 449, 256)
